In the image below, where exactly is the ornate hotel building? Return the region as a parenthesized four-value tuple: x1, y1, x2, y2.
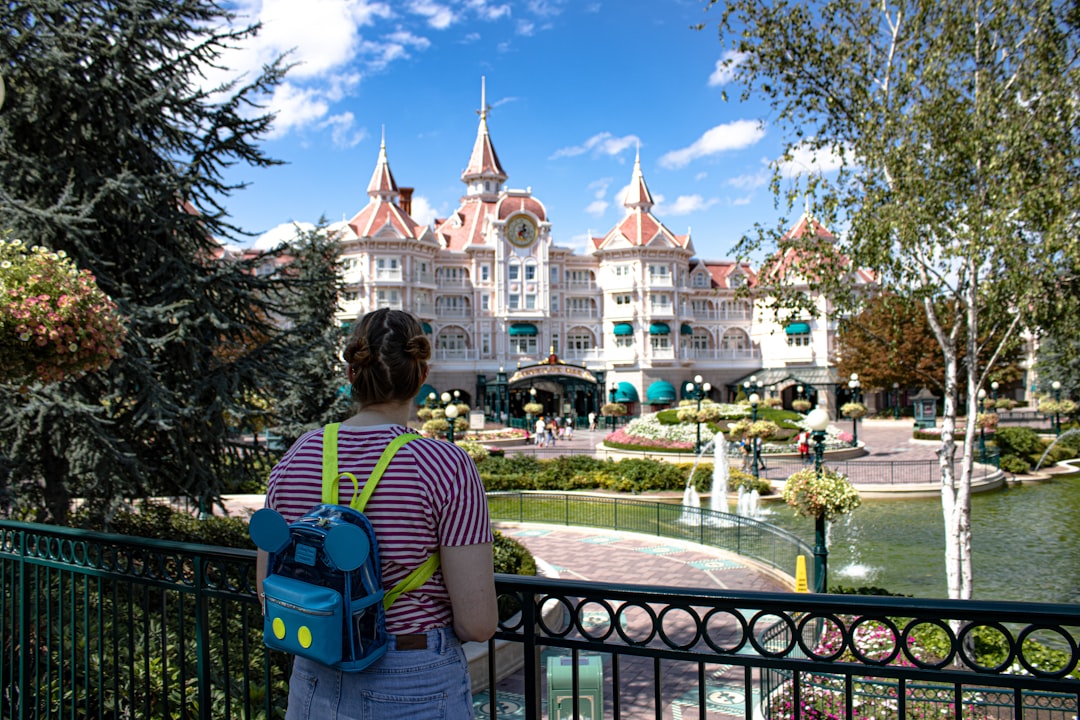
(327, 88, 873, 422)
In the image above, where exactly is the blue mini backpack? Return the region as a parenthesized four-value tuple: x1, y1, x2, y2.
(250, 425, 440, 672)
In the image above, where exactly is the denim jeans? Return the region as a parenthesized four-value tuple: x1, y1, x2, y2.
(284, 627, 474, 720)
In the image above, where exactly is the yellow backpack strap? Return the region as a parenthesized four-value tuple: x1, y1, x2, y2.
(383, 552, 441, 610)
(320, 427, 441, 608)
(347, 433, 422, 512)
(321, 423, 360, 503)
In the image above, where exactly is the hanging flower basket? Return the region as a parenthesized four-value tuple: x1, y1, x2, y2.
(523, 402, 544, 416)
(792, 399, 812, 413)
(1, 238, 125, 385)
(841, 402, 867, 419)
(975, 412, 998, 431)
(601, 402, 627, 417)
(781, 467, 862, 521)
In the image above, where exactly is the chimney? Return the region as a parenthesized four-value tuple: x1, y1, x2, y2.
(398, 187, 414, 215)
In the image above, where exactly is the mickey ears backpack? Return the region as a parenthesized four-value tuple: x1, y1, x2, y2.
(250, 425, 440, 672)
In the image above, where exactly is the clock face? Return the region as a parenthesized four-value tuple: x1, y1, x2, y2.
(507, 214, 538, 248)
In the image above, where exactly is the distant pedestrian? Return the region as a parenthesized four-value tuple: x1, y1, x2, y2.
(588, 411, 597, 431)
(535, 416, 546, 447)
(798, 431, 811, 464)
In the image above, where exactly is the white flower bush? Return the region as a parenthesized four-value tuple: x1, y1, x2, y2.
(622, 413, 703, 444)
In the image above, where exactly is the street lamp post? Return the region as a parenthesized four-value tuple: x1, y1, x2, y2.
(685, 375, 711, 454)
(991, 381, 999, 411)
(608, 383, 617, 430)
(806, 408, 831, 593)
(1052, 381, 1062, 436)
(748, 392, 762, 480)
(892, 382, 900, 420)
(848, 373, 861, 445)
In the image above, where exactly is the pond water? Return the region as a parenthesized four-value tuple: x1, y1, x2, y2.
(756, 472, 1080, 605)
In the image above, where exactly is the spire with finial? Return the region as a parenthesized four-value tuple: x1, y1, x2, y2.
(462, 76, 507, 189)
(366, 125, 399, 202)
(622, 143, 655, 211)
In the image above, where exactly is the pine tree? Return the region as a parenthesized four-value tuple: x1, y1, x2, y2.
(0, 1, 320, 524)
(270, 222, 354, 447)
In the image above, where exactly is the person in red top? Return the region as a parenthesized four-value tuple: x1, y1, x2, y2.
(257, 308, 497, 719)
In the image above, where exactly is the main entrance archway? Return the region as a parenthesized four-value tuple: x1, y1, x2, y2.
(484, 353, 603, 426)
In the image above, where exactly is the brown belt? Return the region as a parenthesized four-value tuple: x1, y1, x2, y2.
(394, 633, 428, 651)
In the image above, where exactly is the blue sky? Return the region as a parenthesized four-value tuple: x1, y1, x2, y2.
(214, 0, 838, 260)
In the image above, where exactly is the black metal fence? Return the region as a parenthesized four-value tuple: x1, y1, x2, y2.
(2, 520, 1078, 720)
(486, 491, 811, 578)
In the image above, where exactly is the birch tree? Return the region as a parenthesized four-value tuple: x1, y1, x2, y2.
(704, 0, 1080, 599)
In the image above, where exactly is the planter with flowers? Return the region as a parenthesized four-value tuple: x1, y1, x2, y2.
(1, 238, 125, 385)
(840, 402, 867, 419)
(523, 402, 544, 417)
(782, 466, 861, 594)
(791, 399, 812, 413)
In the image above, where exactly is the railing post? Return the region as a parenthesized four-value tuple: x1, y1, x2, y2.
(194, 553, 212, 717)
(17, 529, 28, 720)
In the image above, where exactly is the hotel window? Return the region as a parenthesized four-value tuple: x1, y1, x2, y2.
(613, 264, 631, 277)
(692, 332, 710, 351)
(550, 267, 559, 285)
(525, 293, 536, 310)
(437, 332, 467, 351)
(614, 293, 632, 306)
(342, 290, 359, 303)
(508, 293, 520, 310)
(524, 262, 537, 281)
(481, 295, 490, 312)
(510, 335, 537, 355)
(375, 289, 400, 308)
(508, 262, 520, 281)
(615, 334, 635, 349)
(693, 272, 708, 287)
(375, 257, 400, 279)
(650, 335, 670, 350)
(551, 296, 559, 312)
(787, 330, 812, 347)
(480, 264, 491, 282)
(481, 332, 491, 355)
(567, 332, 592, 352)
(650, 293, 672, 310)
(648, 264, 670, 279)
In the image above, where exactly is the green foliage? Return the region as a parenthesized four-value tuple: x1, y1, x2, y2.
(727, 468, 772, 496)
(995, 427, 1045, 464)
(77, 500, 255, 548)
(0, 0, 325, 526)
(478, 455, 689, 493)
(999, 454, 1031, 474)
(492, 530, 537, 577)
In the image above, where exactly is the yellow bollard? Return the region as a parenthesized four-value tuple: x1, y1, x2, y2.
(794, 555, 808, 593)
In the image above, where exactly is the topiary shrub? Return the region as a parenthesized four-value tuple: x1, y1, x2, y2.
(995, 426, 1045, 467)
(727, 469, 773, 495)
(999, 454, 1031, 474)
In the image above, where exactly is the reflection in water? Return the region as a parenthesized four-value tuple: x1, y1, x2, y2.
(762, 472, 1080, 604)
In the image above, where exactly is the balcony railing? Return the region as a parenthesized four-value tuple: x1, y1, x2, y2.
(2, 517, 1077, 720)
(682, 347, 760, 361)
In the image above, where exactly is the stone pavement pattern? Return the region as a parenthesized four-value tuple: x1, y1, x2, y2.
(474, 525, 791, 720)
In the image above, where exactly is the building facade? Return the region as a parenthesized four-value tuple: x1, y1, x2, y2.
(327, 86, 872, 422)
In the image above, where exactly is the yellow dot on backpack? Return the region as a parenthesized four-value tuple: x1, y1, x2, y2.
(298, 626, 312, 648)
(272, 617, 286, 640)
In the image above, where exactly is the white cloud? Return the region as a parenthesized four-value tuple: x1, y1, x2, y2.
(658, 120, 765, 169)
(727, 168, 769, 190)
(361, 30, 431, 71)
(409, 0, 457, 29)
(587, 177, 612, 198)
(585, 200, 609, 216)
(656, 194, 719, 215)
(550, 132, 640, 160)
(266, 83, 331, 138)
(517, 20, 536, 35)
(410, 195, 441, 227)
(319, 112, 367, 148)
(694, 171, 708, 181)
(778, 141, 848, 178)
(708, 50, 747, 87)
(465, 0, 511, 20)
(253, 221, 317, 250)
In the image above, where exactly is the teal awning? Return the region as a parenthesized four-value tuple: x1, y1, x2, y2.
(646, 380, 677, 404)
(649, 322, 670, 335)
(415, 383, 437, 405)
(785, 322, 811, 334)
(614, 381, 639, 403)
(421, 322, 432, 334)
(613, 322, 634, 336)
(509, 323, 538, 336)
(680, 323, 693, 335)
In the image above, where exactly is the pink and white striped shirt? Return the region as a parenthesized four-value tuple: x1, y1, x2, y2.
(265, 423, 493, 635)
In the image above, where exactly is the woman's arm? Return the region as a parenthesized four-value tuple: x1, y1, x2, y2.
(441, 542, 497, 642)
